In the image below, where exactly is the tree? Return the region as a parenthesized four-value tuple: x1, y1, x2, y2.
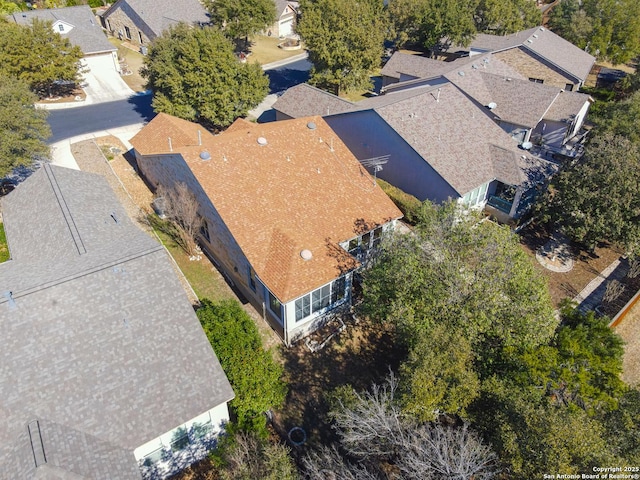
(323, 374, 499, 479)
(549, 0, 640, 64)
(540, 134, 640, 254)
(474, 0, 540, 36)
(155, 183, 202, 256)
(205, 0, 276, 50)
(297, 0, 386, 94)
(0, 19, 82, 97)
(141, 24, 269, 129)
(197, 299, 287, 434)
(0, 0, 20, 15)
(0, 74, 50, 177)
(215, 431, 298, 480)
(361, 201, 557, 352)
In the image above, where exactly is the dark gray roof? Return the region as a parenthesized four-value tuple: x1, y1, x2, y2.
(102, 0, 209, 38)
(368, 83, 554, 194)
(10, 5, 115, 55)
(0, 165, 233, 480)
(274, 0, 298, 16)
(273, 83, 355, 118)
(470, 26, 595, 82)
(380, 52, 468, 80)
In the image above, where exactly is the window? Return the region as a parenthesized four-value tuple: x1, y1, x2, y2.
(249, 267, 257, 291)
(142, 448, 164, 467)
(348, 238, 359, 253)
(295, 276, 347, 322)
(372, 227, 383, 247)
(564, 83, 574, 91)
(138, 30, 143, 44)
(58, 24, 64, 32)
(528, 78, 544, 84)
(124, 25, 131, 39)
(200, 219, 210, 243)
(269, 292, 282, 321)
(361, 232, 371, 250)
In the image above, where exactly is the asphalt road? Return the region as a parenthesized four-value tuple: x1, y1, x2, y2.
(47, 94, 155, 144)
(46, 57, 312, 144)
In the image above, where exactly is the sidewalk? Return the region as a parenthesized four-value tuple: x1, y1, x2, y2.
(573, 257, 626, 313)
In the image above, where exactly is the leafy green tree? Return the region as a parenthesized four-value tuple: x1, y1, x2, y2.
(297, 0, 387, 94)
(0, 19, 82, 97)
(474, 0, 541, 36)
(549, 0, 640, 64)
(540, 133, 640, 254)
(0, 74, 50, 177)
(197, 299, 286, 435)
(0, 0, 20, 14)
(205, 0, 276, 50)
(400, 324, 480, 421)
(141, 24, 269, 129)
(361, 201, 557, 351)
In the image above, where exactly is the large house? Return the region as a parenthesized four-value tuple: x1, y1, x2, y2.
(266, 0, 298, 38)
(131, 114, 402, 345)
(0, 164, 234, 479)
(468, 26, 596, 89)
(100, 0, 209, 49)
(10, 5, 121, 75)
(273, 81, 557, 220)
(379, 51, 592, 157)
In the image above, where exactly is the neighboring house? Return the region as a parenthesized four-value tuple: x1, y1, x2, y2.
(469, 26, 596, 89)
(0, 164, 234, 479)
(377, 51, 592, 156)
(100, 0, 209, 49)
(131, 114, 402, 345)
(274, 83, 355, 120)
(10, 5, 121, 75)
(274, 82, 556, 220)
(266, 0, 298, 38)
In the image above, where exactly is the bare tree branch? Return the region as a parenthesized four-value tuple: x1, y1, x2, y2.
(301, 445, 381, 480)
(156, 182, 202, 256)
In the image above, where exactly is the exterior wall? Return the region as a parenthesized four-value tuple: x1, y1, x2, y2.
(492, 47, 579, 89)
(567, 100, 591, 138)
(534, 119, 568, 149)
(265, 6, 297, 37)
(275, 110, 294, 121)
(103, 2, 155, 47)
(325, 110, 460, 203)
(381, 75, 399, 88)
(497, 120, 531, 144)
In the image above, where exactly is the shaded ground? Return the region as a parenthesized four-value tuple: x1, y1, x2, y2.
(519, 222, 623, 308)
(614, 297, 640, 387)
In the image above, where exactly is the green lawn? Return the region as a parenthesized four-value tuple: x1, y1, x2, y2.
(153, 227, 235, 302)
(0, 223, 9, 263)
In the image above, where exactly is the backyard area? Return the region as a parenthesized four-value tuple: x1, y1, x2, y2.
(0, 223, 8, 262)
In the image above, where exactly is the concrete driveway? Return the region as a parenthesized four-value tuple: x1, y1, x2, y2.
(82, 56, 134, 104)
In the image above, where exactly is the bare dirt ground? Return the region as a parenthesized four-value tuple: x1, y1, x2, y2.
(518, 222, 623, 307)
(614, 301, 640, 387)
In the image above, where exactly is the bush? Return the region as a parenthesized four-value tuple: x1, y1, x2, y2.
(376, 179, 421, 224)
(197, 299, 287, 436)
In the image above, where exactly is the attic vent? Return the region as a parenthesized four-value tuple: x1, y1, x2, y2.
(539, 27, 545, 31)
(257, 137, 268, 146)
(487, 102, 497, 110)
(307, 121, 317, 130)
(110, 212, 119, 224)
(527, 39, 533, 44)
(472, 64, 478, 69)
(506, 77, 512, 82)
(458, 71, 465, 76)
(300, 249, 313, 261)
(521, 141, 533, 150)
(483, 58, 489, 64)
(199, 151, 211, 160)
(532, 34, 538, 38)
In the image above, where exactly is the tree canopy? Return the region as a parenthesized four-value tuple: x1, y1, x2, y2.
(540, 133, 640, 254)
(388, 0, 540, 52)
(197, 299, 286, 435)
(205, 0, 276, 48)
(0, 74, 50, 177)
(0, 19, 83, 97)
(549, 0, 640, 64)
(297, 0, 386, 94)
(141, 24, 269, 129)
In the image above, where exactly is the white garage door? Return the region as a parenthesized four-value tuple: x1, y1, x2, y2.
(279, 18, 294, 37)
(82, 54, 133, 103)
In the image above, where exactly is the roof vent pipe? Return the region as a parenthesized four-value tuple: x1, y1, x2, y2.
(257, 137, 268, 146)
(197, 130, 202, 146)
(168, 137, 172, 152)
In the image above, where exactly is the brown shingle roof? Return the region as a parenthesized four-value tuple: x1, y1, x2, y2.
(132, 114, 402, 302)
(544, 90, 592, 122)
(470, 26, 595, 82)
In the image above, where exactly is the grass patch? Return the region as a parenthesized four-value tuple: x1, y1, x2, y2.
(248, 35, 305, 66)
(150, 216, 235, 302)
(377, 178, 422, 224)
(0, 223, 9, 263)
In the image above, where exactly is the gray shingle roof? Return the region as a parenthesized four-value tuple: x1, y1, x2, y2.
(544, 90, 592, 122)
(380, 52, 470, 80)
(470, 26, 595, 82)
(10, 5, 115, 55)
(368, 83, 554, 194)
(272, 83, 355, 118)
(0, 165, 233, 480)
(102, 0, 209, 38)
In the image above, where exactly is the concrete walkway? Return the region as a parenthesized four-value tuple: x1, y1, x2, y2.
(573, 257, 626, 313)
